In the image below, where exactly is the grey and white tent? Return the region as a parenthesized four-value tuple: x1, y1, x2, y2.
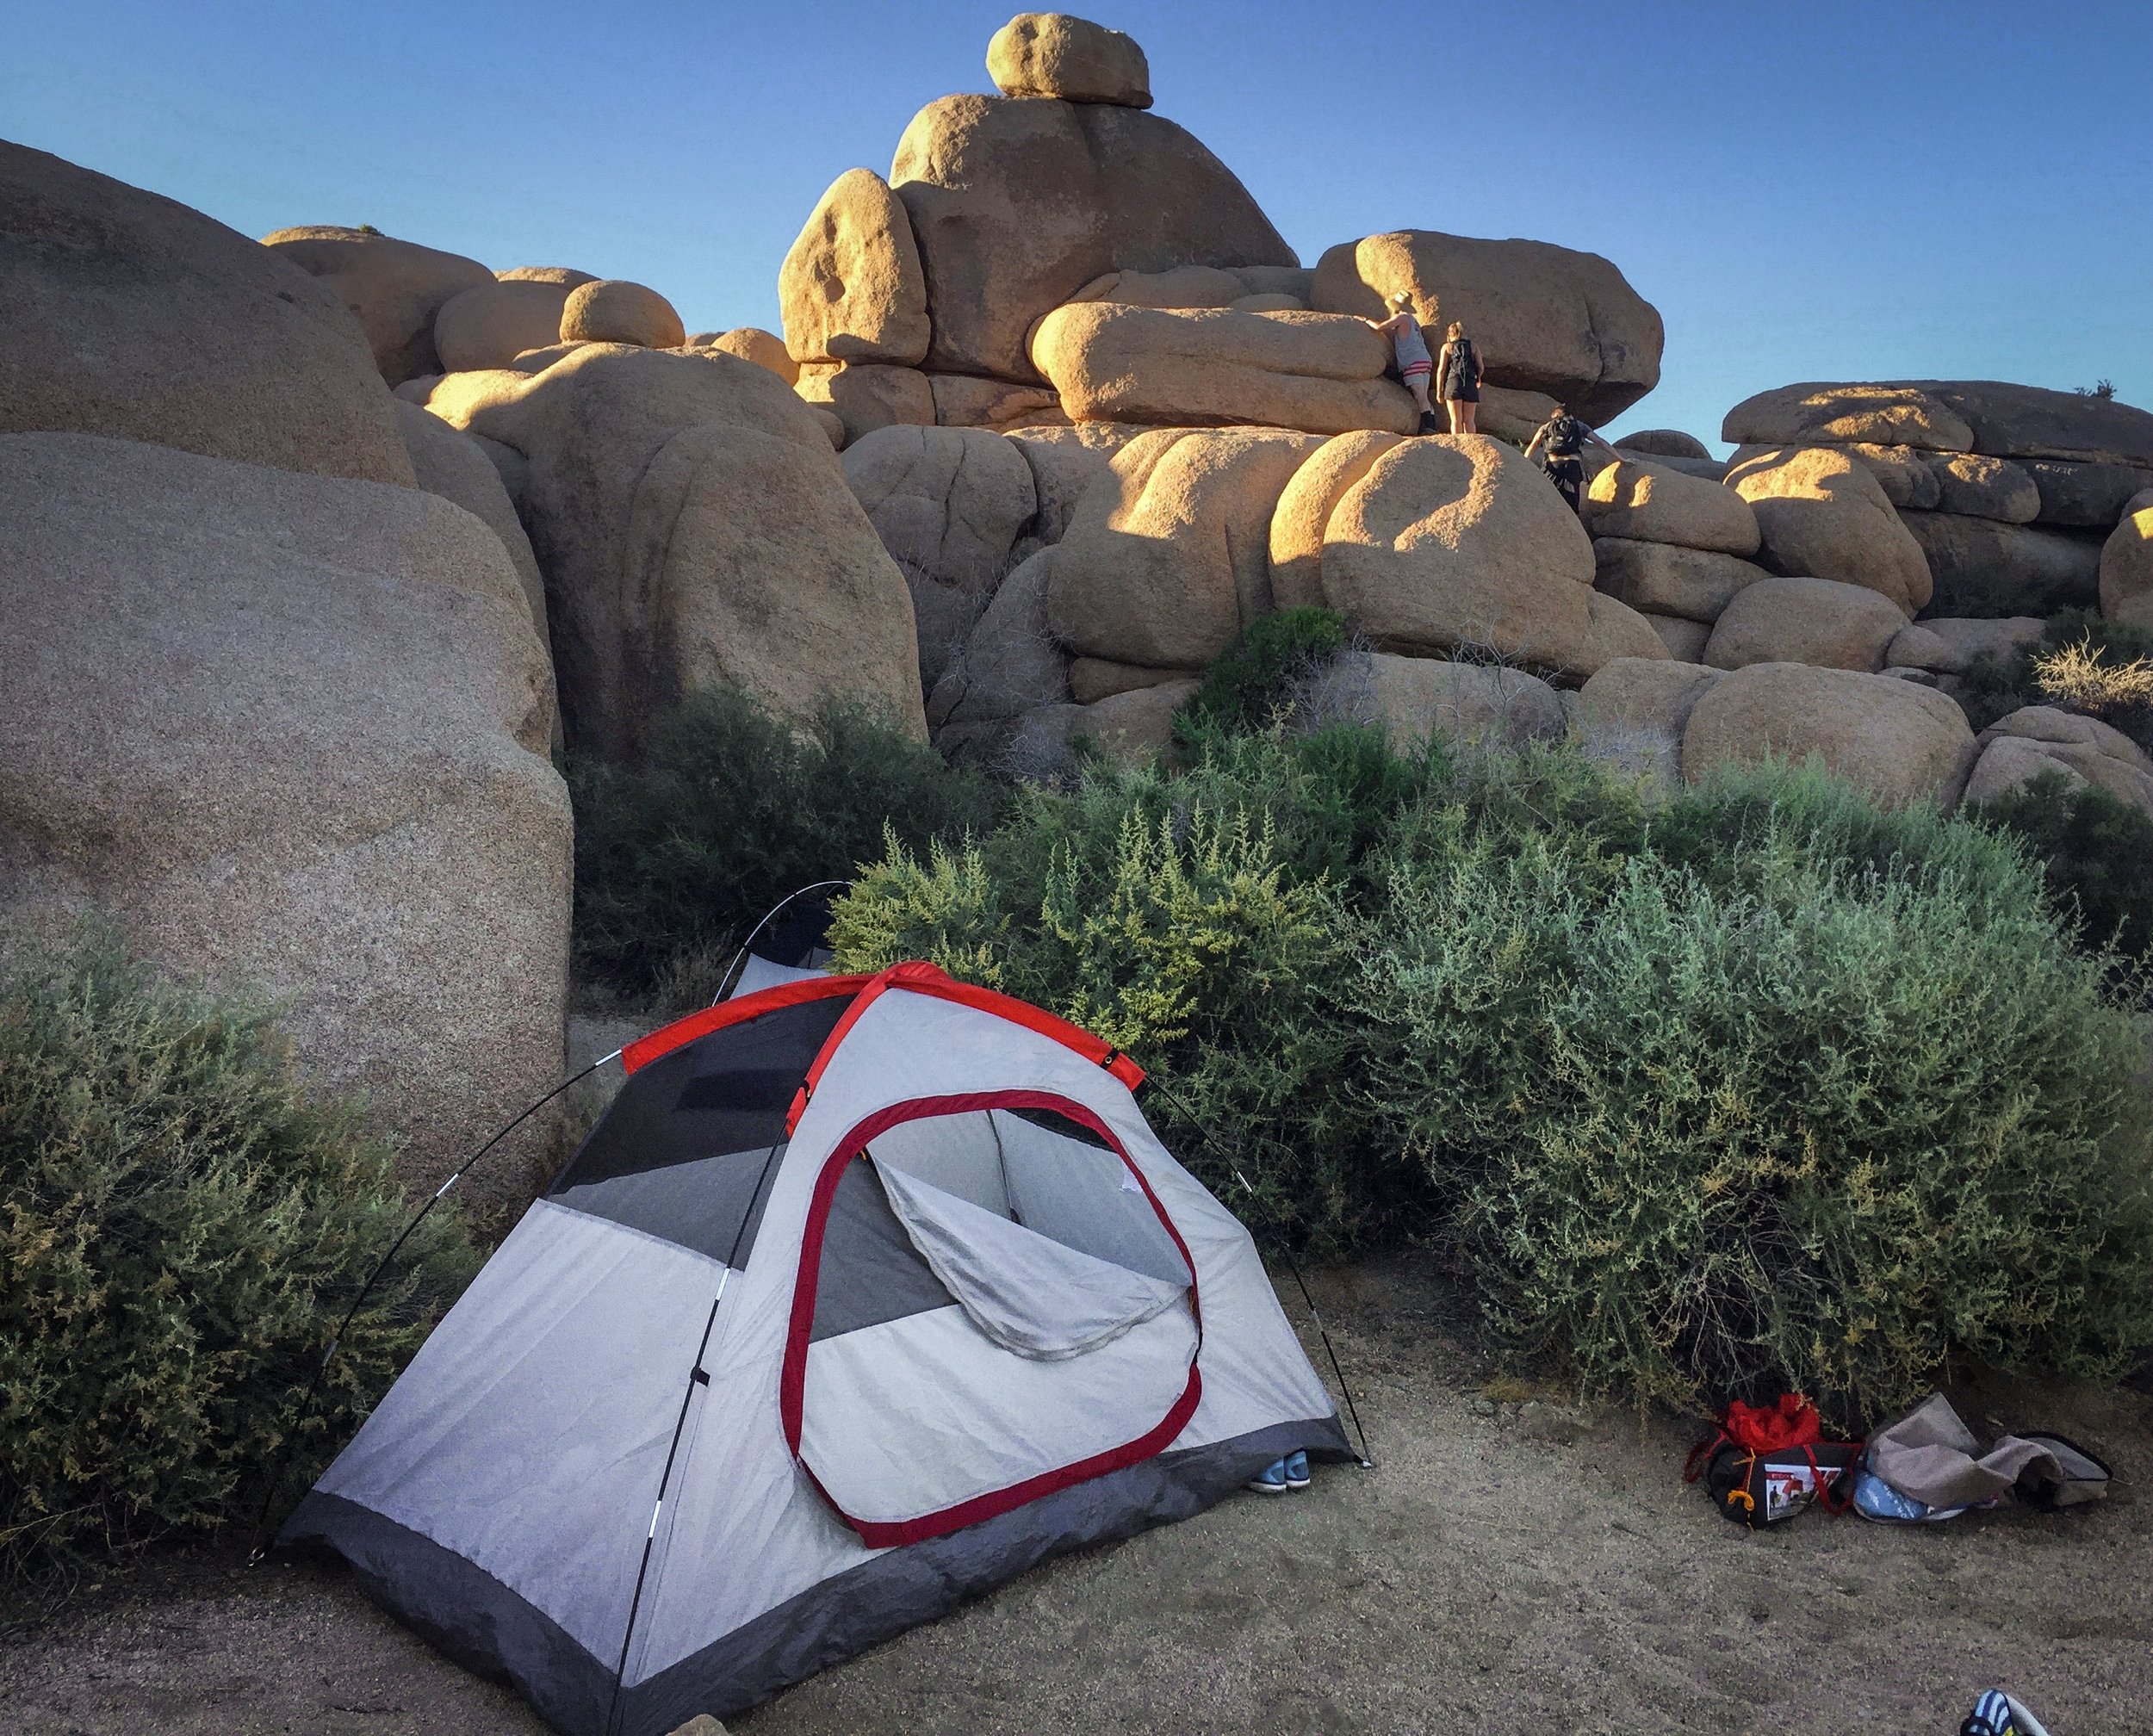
(282, 960, 1350, 1734)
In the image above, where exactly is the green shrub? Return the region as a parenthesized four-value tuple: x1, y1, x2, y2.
(569, 689, 1008, 997)
(0, 938, 477, 1572)
(1973, 770, 2153, 956)
(1345, 758, 2153, 1423)
(1176, 608, 1348, 743)
(829, 724, 1447, 1254)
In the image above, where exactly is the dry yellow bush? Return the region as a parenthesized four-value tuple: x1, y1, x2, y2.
(2032, 638, 2153, 711)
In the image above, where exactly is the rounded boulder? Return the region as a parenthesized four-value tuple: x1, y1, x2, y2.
(1703, 574, 1911, 673)
(988, 13, 1151, 107)
(261, 225, 494, 385)
(559, 279, 686, 350)
(1727, 445, 1932, 614)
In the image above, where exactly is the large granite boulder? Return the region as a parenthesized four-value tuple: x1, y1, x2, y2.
(1961, 706, 2153, 818)
(1681, 662, 1979, 808)
(1581, 458, 1759, 555)
(3, 143, 413, 485)
(843, 425, 1038, 685)
(1048, 427, 1322, 668)
(1703, 574, 1909, 673)
(987, 13, 1151, 106)
(0, 431, 569, 1197)
(260, 225, 493, 386)
(1592, 538, 1768, 624)
(890, 93, 1296, 382)
(450, 344, 925, 754)
(691, 326, 799, 384)
(432, 278, 580, 374)
(1029, 302, 1414, 434)
(1723, 381, 2153, 467)
(1309, 230, 1663, 425)
(1615, 430, 1711, 461)
(1269, 430, 1407, 611)
(2096, 489, 2153, 629)
(1899, 510, 2104, 613)
(1884, 616, 2044, 675)
(393, 400, 550, 657)
(1317, 434, 1664, 678)
(780, 168, 932, 366)
(1726, 445, 1931, 614)
(1007, 678, 1201, 772)
(2020, 458, 2153, 528)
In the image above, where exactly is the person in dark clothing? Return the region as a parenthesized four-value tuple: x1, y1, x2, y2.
(1523, 403, 1616, 514)
(1435, 322, 1482, 435)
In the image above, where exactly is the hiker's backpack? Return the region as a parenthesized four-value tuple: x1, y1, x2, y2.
(1684, 1394, 1862, 1528)
(1441, 338, 1478, 397)
(1542, 412, 1584, 459)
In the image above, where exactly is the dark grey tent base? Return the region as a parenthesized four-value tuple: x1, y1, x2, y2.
(279, 1491, 616, 1733)
(284, 1415, 1349, 1736)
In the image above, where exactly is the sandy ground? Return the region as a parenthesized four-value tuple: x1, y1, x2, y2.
(5, 1253, 2148, 1736)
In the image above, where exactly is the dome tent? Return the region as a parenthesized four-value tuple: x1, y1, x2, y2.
(280, 961, 1350, 1734)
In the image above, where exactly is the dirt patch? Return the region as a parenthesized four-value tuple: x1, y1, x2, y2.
(5, 1251, 2148, 1735)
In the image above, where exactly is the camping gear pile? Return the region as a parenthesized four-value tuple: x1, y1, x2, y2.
(278, 958, 1351, 1735)
(1686, 1390, 2111, 1530)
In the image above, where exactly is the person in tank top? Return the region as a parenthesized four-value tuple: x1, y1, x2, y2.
(1435, 322, 1483, 435)
(1366, 293, 1441, 434)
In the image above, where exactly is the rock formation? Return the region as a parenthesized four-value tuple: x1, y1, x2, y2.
(0, 432, 569, 1195)
(261, 225, 495, 385)
(3, 143, 413, 485)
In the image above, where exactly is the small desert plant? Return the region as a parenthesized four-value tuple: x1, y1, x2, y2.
(1176, 608, 1349, 742)
(1972, 770, 2153, 958)
(2032, 636, 2153, 711)
(569, 688, 1008, 998)
(0, 936, 477, 1573)
(2076, 379, 2117, 401)
(1958, 609, 2153, 750)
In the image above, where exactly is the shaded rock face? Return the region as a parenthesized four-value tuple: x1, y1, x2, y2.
(1963, 705, 2153, 817)
(1048, 426, 1324, 668)
(0, 432, 569, 1198)
(1681, 662, 1978, 809)
(1703, 574, 1909, 673)
(1578, 657, 1723, 790)
(1726, 446, 1931, 614)
(796, 361, 937, 445)
(1899, 510, 2104, 614)
(987, 13, 1151, 107)
(1723, 381, 2153, 467)
(842, 425, 1038, 686)
(1885, 615, 2044, 674)
(1030, 302, 1414, 434)
(1007, 678, 1201, 772)
(2, 143, 413, 486)
(1592, 539, 1767, 625)
(1306, 653, 1566, 751)
(1309, 230, 1664, 425)
(2020, 458, 2153, 528)
(1615, 430, 1711, 461)
(433, 279, 578, 374)
(393, 400, 551, 649)
(890, 93, 1296, 383)
(780, 168, 932, 366)
(447, 345, 925, 756)
(931, 545, 1072, 727)
(260, 225, 494, 386)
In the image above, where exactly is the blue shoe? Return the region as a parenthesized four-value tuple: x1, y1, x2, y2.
(1245, 1458, 1290, 1493)
(1284, 1450, 1311, 1490)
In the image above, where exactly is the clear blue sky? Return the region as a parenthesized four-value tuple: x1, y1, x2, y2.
(9, 1, 2150, 449)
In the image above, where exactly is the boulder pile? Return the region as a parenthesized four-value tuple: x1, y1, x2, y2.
(7, 7, 2153, 1200)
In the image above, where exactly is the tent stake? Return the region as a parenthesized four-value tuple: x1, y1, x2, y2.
(244, 1050, 623, 1566)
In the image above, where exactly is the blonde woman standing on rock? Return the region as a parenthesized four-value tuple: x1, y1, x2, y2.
(1436, 322, 1482, 435)
(1367, 293, 1442, 434)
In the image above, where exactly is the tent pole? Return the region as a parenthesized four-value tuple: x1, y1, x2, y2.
(1140, 1078, 1375, 1471)
(244, 1050, 622, 1566)
(710, 879, 853, 1004)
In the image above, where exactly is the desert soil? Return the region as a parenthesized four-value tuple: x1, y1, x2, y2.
(4, 1252, 2148, 1736)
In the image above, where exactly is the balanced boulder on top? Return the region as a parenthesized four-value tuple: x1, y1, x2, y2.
(781, 168, 932, 366)
(987, 12, 1151, 108)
